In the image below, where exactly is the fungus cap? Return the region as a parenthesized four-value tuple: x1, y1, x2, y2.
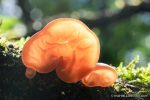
(81, 63, 118, 87)
(22, 18, 100, 82)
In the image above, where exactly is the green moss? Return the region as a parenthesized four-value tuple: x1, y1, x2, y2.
(0, 36, 29, 67)
(114, 55, 150, 98)
(0, 36, 30, 57)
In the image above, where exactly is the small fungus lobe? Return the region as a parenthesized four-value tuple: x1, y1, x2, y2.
(81, 63, 118, 87)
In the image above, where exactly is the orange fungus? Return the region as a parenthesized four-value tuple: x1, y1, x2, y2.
(22, 18, 100, 82)
(81, 63, 118, 87)
(25, 68, 36, 79)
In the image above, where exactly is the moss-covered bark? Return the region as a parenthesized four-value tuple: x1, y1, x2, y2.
(0, 37, 149, 100)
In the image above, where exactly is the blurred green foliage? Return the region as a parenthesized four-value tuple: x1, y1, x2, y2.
(0, 16, 19, 33)
(102, 14, 150, 65)
(0, 0, 150, 66)
(0, 16, 26, 39)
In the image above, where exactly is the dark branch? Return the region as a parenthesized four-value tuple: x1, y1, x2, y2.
(82, 2, 150, 28)
(17, 0, 32, 25)
(17, 0, 35, 35)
